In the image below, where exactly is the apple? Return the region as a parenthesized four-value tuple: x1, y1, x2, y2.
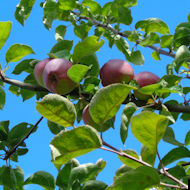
(34, 58, 52, 87)
(134, 71, 160, 100)
(82, 105, 115, 132)
(100, 59, 134, 86)
(42, 58, 77, 95)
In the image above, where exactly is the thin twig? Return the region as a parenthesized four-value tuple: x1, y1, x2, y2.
(3, 116, 44, 160)
(101, 142, 188, 189)
(72, 11, 176, 58)
(157, 149, 167, 174)
(160, 182, 187, 190)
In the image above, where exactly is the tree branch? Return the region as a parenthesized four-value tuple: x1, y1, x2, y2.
(72, 11, 176, 58)
(101, 142, 188, 189)
(3, 116, 44, 160)
(1, 75, 190, 114)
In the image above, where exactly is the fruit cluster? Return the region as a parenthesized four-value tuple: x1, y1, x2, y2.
(34, 58, 77, 95)
(34, 58, 160, 131)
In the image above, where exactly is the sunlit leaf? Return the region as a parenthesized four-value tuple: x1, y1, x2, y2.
(131, 111, 168, 153)
(36, 94, 76, 127)
(24, 171, 55, 190)
(89, 84, 136, 124)
(15, 0, 36, 25)
(0, 21, 12, 50)
(50, 125, 102, 169)
(107, 166, 160, 190)
(135, 18, 170, 34)
(6, 44, 34, 63)
(73, 36, 104, 63)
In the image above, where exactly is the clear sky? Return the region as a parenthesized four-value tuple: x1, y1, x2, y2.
(0, 0, 190, 189)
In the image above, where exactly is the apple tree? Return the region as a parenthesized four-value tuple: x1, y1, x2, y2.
(0, 0, 190, 189)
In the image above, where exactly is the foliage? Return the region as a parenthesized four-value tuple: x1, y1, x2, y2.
(0, 0, 189, 189)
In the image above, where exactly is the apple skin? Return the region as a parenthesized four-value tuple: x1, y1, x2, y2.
(134, 71, 160, 100)
(82, 105, 115, 132)
(34, 58, 52, 87)
(42, 58, 77, 95)
(100, 59, 134, 86)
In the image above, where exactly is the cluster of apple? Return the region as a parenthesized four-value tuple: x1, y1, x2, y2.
(82, 59, 160, 129)
(34, 58, 77, 95)
(34, 58, 160, 130)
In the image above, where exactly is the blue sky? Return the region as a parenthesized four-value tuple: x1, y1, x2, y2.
(0, 0, 190, 189)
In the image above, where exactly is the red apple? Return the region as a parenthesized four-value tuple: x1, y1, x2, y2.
(34, 58, 52, 87)
(134, 71, 160, 88)
(134, 71, 160, 100)
(42, 58, 77, 95)
(100, 59, 134, 86)
(82, 105, 115, 132)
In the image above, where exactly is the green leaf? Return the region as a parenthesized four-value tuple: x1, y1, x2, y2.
(83, 0, 101, 15)
(0, 87, 5, 110)
(56, 159, 80, 188)
(8, 122, 34, 146)
(73, 36, 104, 63)
(74, 22, 91, 39)
(131, 111, 168, 153)
(59, 0, 77, 10)
(115, 0, 137, 7)
(0, 21, 12, 50)
(114, 165, 132, 180)
(48, 50, 71, 59)
(118, 7, 132, 25)
(89, 84, 136, 124)
(68, 64, 90, 84)
(80, 54, 99, 77)
(12, 59, 36, 75)
(82, 180, 108, 190)
(43, 0, 59, 30)
(158, 147, 190, 169)
(55, 25, 66, 41)
(0, 120, 9, 141)
(107, 166, 160, 190)
(47, 120, 65, 135)
(15, 0, 36, 25)
(140, 145, 156, 166)
(160, 35, 173, 48)
(174, 22, 190, 48)
(175, 45, 190, 73)
(135, 18, 170, 34)
(50, 40, 73, 53)
(36, 94, 76, 127)
(50, 125, 102, 169)
(114, 36, 130, 61)
(160, 104, 175, 124)
(68, 159, 106, 188)
(0, 166, 16, 189)
(140, 32, 160, 46)
(118, 149, 142, 169)
(6, 44, 34, 63)
(162, 126, 183, 146)
(185, 131, 190, 146)
(138, 83, 161, 95)
(152, 51, 160, 61)
(20, 89, 35, 101)
(17, 148, 28, 155)
(14, 166, 24, 189)
(120, 102, 137, 144)
(130, 50, 144, 65)
(24, 171, 55, 190)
